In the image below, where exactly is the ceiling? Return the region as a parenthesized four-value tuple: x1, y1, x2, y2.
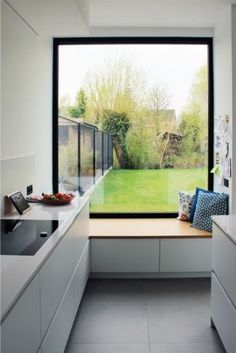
(3, 0, 236, 36)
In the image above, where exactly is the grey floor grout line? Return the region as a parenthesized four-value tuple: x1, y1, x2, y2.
(144, 295, 152, 353)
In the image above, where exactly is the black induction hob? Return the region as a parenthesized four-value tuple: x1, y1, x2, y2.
(1, 219, 59, 256)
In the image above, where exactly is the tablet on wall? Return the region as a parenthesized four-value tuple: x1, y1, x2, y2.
(8, 191, 31, 215)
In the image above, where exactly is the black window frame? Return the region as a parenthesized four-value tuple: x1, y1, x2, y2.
(53, 36, 214, 218)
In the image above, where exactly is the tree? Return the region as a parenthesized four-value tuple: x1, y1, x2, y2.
(190, 65, 208, 117)
(76, 89, 87, 115)
(85, 58, 146, 123)
(101, 110, 131, 168)
(59, 94, 71, 116)
(74, 58, 172, 169)
(178, 64, 208, 166)
(68, 88, 87, 119)
(84, 58, 147, 168)
(147, 86, 170, 113)
(178, 109, 203, 154)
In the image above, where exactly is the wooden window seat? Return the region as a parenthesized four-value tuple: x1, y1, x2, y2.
(89, 218, 212, 239)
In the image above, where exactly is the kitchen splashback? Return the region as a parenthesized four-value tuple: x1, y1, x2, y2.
(0, 155, 35, 216)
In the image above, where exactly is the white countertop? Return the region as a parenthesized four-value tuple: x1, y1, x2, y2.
(212, 215, 236, 246)
(1, 195, 88, 323)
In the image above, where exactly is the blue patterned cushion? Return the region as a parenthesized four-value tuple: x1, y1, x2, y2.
(192, 191, 228, 232)
(190, 187, 216, 221)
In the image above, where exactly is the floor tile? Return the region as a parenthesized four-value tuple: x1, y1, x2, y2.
(86, 279, 146, 293)
(66, 278, 225, 353)
(143, 278, 211, 292)
(66, 343, 150, 353)
(148, 302, 217, 343)
(69, 297, 149, 344)
(84, 279, 146, 303)
(150, 341, 226, 353)
(143, 278, 211, 306)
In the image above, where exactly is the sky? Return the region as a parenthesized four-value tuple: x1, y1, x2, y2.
(59, 44, 207, 117)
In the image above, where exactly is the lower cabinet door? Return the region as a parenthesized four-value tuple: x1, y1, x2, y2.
(41, 278, 75, 353)
(212, 224, 236, 306)
(91, 239, 159, 272)
(39, 235, 73, 338)
(160, 239, 211, 272)
(40, 202, 89, 337)
(1, 275, 41, 353)
(211, 273, 236, 353)
(73, 241, 90, 310)
(41, 242, 90, 353)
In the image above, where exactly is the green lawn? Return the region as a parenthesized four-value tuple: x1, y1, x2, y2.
(89, 168, 207, 213)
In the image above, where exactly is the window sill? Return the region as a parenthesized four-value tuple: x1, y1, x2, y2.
(89, 218, 212, 239)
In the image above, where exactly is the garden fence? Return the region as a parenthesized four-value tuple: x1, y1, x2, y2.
(58, 116, 113, 195)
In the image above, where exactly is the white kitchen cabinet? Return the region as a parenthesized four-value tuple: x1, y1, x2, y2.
(91, 239, 159, 273)
(72, 201, 89, 261)
(211, 219, 236, 353)
(211, 274, 236, 353)
(41, 241, 90, 353)
(39, 232, 75, 337)
(1, 275, 41, 353)
(73, 241, 90, 310)
(41, 273, 75, 353)
(40, 202, 89, 338)
(160, 238, 211, 272)
(212, 224, 236, 305)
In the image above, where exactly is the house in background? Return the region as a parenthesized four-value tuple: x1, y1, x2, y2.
(159, 109, 177, 133)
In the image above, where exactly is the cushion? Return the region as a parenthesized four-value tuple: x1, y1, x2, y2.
(189, 187, 216, 221)
(192, 191, 229, 232)
(177, 191, 194, 221)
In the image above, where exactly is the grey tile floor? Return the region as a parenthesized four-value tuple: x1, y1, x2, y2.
(65, 278, 226, 353)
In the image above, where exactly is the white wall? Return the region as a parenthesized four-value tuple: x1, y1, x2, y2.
(0, 155, 35, 214)
(213, 6, 233, 210)
(214, 5, 236, 213)
(232, 5, 236, 213)
(1, 2, 52, 200)
(89, 27, 213, 37)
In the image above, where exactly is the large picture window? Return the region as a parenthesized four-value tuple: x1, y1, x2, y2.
(53, 37, 213, 216)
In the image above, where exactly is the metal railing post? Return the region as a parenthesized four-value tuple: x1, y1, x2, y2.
(78, 123, 81, 194)
(93, 129, 96, 184)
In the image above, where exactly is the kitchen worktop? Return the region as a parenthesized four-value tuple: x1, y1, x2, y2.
(212, 214, 236, 246)
(1, 195, 88, 323)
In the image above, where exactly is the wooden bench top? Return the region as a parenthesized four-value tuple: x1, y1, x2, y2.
(89, 219, 212, 239)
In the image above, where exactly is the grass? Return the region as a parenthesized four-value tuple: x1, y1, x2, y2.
(89, 168, 207, 213)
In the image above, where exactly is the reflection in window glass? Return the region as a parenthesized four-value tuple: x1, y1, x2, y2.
(59, 117, 79, 192)
(95, 130, 103, 181)
(108, 135, 113, 169)
(80, 125, 94, 194)
(103, 133, 109, 173)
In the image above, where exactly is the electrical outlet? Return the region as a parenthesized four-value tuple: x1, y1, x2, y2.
(223, 178, 229, 188)
(27, 184, 33, 195)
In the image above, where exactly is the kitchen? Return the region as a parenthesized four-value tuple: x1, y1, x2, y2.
(1, 1, 236, 353)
